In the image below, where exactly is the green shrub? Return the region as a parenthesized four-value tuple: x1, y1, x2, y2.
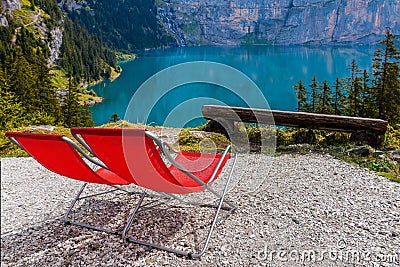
(321, 131, 352, 146)
(177, 129, 229, 152)
(246, 126, 261, 143)
(382, 124, 400, 149)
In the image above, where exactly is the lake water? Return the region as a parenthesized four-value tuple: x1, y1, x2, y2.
(90, 45, 376, 127)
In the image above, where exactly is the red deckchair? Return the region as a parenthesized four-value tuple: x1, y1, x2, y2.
(6, 128, 237, 258)
(5, 132, 134, 234)
(71, 127, 237, 258)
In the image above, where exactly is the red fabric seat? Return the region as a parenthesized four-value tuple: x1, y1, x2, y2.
(170, 151, 229, 191)
(71, 128, 230, 194)
(5, 132, 129, 185)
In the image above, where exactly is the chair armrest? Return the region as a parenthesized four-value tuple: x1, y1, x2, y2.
(61, 136, 109, 170)
(205, 145, 231, 185)
(71, 133, 95, 154)
(162, 142, 179, 154)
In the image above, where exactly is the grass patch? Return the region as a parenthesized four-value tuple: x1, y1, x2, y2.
(182, 21, 199, 34)
(21, 0, 32, 7)
(100, 121, 146, 128)
(381, 124, 400, 149)
(109, 66, 121, 80)
(2, 121, 399, 184)
(51, 68, 69, 88)
(378, 172, 400, 183)
(177, 128, 230, 153)
(0, 122, 149, 158)
(238, 124, 399, 183)
(240, 33, 274, 45)
(115, 52, 137, 62)
(77, 92, 102, 105)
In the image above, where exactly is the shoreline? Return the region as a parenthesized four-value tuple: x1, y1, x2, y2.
(83, 55, 137, 105)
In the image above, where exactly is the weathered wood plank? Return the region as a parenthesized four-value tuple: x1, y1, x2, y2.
(202, 105, 388, 134)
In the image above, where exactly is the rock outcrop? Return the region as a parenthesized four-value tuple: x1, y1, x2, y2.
(57, 0, 83, 12)
(1, 0, 21, 10)
(1, 0, 22, 26)
(1, 0, 63, 66)
(157, 0, 400, 46)
(48, 26, 63, 66)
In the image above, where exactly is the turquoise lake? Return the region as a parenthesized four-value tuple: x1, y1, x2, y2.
(90, 45, 376, 127)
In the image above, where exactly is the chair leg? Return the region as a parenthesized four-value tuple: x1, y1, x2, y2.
(63, 183, 137, 235)
(123, 154, 238, 258)
(121, 192, 146, 240)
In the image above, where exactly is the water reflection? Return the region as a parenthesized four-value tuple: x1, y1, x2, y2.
(90, 45, 375, 126)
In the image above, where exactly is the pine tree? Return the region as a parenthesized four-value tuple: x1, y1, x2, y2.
(0, 88, 25, 130)
(8, 47, 35, 108)
(63, 76, 94, 127)
(333, 77, 345, 115)
(308, 75, 320, 113)
(293, 80, 309, 112)
(63, 77, 82, 127)
(319, 80, 333, 114)
(110, 112, 121, 122)
(346, 59, 363, 116)
(348, 76, 363, 116)
(371, 29, 400, 125)
(0, 61, 11, 92)
(79, 104, 95, 127)
(32, 51, 62, 123)
(360, 69, 374, 118)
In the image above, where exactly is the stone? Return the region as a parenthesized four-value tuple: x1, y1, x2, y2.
(389, 150, 400, 162)
(347, 145, 372, 157)
(2, 0, 22, 10)
(27, 125, 55, 132)
(373, 150, 385, 158)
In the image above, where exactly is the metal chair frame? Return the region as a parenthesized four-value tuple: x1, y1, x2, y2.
(7, 129, 237, 259)
(8, 134, 142, 235)
(72, 129, 237, 258)
(119, 131, 238, 258)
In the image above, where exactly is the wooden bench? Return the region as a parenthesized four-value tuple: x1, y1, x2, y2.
(202, 105, 388, 147)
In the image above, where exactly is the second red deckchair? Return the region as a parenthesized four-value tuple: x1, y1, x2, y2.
(71, 127, 237, 258)
(5, 132, 137, 234)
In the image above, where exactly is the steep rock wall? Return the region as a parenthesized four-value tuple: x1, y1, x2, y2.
(158, 0, 400, 45)
(1, 0, 22, 26)
(1, 0, 62, 65)
(1, 0, 21, 10)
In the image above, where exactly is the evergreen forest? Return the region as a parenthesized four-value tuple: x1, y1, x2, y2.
(293, 30, 400, 126)
(63, 0, 175, 52)
(0, 0, 120, 130)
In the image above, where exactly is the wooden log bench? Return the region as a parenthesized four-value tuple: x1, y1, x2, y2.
(202, 105, 388, 147)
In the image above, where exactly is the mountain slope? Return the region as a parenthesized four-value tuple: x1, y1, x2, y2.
(157, 0, 400, 46)
(1, 0, 118, 83)
(59, 0, 176, 51)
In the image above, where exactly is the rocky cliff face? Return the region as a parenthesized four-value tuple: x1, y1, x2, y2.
(48, 26, 63, 66)
(1, 0, 21, 10)
(1, 0, 22, 26)
(158, 0, 400, 46)
(1, 0, 62, 65)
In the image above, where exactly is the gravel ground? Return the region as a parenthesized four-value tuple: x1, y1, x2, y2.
(1, 152, 400, 267)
